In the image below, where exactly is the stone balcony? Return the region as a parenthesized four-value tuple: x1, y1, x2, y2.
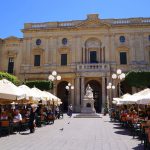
(20, 63, 150, 77)
(77, 63, 110, 72)
(20, 63, 110, 75)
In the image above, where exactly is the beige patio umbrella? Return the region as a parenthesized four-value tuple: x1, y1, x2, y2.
(31, 87, 47, 104)
(137, 89, 150, 104)
(127, 88, 150, 104)
(18, 84, 39, 104)
(0, 79, 25, 103)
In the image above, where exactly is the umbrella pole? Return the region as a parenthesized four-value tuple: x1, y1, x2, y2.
(137, 104, 139, 116)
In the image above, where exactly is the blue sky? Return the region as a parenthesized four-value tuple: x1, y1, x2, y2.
(0, 0, 150, 38)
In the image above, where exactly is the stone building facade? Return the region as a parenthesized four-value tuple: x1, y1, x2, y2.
(0, 14, 150, 112)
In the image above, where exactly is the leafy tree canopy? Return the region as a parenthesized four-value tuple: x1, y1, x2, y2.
(0, 72, 21, 85)
(25, 80, 52, 91)
(124, 71, 150, 88)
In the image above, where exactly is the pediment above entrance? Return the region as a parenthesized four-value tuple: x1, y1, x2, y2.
(58, 47, 70, 53)
(7, 50, 18, 57)
(32, 48, 44, 53)
(75, 19, 111, 29)
(4, 36, 21, 42)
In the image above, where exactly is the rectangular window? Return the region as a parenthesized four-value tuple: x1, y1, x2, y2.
(34, 55, 40, 66)
(90, 51, 97, 63)
(61, 54, 67, 66)
(8, 57, 14, 74)
(120, 52, 127, 64)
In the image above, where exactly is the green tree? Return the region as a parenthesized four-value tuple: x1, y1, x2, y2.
(124, 71, 150, 88)
(0, 72, 21, 85)
(25, 80, 53, 91)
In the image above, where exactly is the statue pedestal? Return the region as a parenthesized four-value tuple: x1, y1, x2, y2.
(75, 97, 100, 118)
(81, 96, 96, 113)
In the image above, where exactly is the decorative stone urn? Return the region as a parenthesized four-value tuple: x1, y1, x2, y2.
(81, 84, 96, 113)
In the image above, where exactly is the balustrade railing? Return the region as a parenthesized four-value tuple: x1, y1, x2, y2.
(24, 17, 150, 29)
(77, 63, 110, 72)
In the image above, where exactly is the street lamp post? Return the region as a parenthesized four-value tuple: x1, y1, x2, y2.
(107, 82, 115, 109)
(112, 69, 125, 97)
(65, 83, 74, 105)
(48, 71, 61, 113)
(48, 71, 61, 96)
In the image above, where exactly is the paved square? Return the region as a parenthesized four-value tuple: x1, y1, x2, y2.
(0, 114, 143, 150)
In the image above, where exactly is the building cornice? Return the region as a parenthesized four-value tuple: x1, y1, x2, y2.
(22, 14, 150, 34)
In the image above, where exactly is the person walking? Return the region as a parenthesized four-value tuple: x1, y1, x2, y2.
(29, 105, 37, 133)
(68, 104, 73, 117)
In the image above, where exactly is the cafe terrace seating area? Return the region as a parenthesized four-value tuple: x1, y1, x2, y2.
(110, 88, 150, 150)
(0, 79, 62, 137)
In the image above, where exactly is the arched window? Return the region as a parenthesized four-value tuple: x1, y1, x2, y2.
(119, 36, 125, 43)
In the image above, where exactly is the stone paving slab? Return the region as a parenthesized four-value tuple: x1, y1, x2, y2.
(0, 114, 144, 150)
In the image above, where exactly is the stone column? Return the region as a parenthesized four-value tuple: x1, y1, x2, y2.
(85, 48, 87, 63)
(97, 48, 100, 63)
(48, 37, 52, 62)
(70, 78, 75, 109)
(103, 47, 105, 63)
(102, 76, 106, 113)
(81, 76, 85, 107)
(139, 34, 145, 61)
(75, 76, 81, 112)
(44, 37, 49, 65)
(51, 36, 57, 65)
(82, 47, 85, 63)
(24, 38, 31, 65)
(70, 37, 75, 65)
(22, 38, 28, 64)
(102, 47, 105, 63)
(130, 34, 136, 63)
(100, 47, 102, 63)
(75, 36, 82, 63)
(103, 35, 109, 63)
(86, 48, 89, 63)
(110, 34, 115, 63)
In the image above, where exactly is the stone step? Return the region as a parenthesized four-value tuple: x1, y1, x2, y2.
(74, 113, 101, 118)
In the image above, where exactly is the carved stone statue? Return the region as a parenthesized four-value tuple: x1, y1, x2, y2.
(80, 84, 96, 113)
(85, 84, 93, 98)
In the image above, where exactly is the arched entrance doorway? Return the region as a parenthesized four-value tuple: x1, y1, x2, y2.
(57, 81, 68, 112)
(86, 80, 102, 113)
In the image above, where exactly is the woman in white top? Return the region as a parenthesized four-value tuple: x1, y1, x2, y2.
(13, 110, 22, 122)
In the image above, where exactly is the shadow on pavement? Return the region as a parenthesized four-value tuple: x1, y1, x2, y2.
(111, 122, 144, 149)
(113, 126, 124, 129)
(132, 144, 144, 150)
(113, 123, 132, 136)
(20, 133, 30, 135)
(114, 130, 131, 136)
